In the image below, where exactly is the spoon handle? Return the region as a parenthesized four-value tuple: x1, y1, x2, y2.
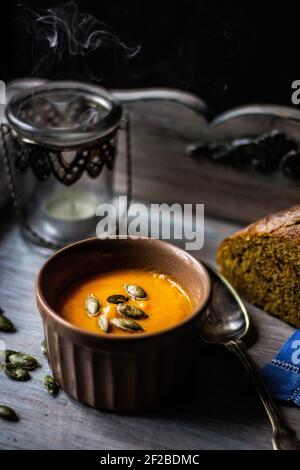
(227, 339, 300, 450)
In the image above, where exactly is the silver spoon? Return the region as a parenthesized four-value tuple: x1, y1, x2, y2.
(201, 263, 300, 450)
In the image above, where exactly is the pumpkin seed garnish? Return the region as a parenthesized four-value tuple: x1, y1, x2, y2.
(107, 294, 129, 304)
(9, 352, 39, 370)
(124, 284, 148, 300)
(43, 375, 59, 396)
(41, 340, 47, 356)
(1, 363, 30, 381)
(98, 314, 109, 333)
(85, 294, 101, 317)
(0, 313, 16, 332)
(111, 317, 144, 332)
(117, 303, 148, 319)
(0, 404, 18, 421)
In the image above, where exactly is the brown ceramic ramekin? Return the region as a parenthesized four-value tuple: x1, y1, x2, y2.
(36, 238, 211, 411)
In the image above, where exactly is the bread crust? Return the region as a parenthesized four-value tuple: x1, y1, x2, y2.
(225, 204, 300, 242)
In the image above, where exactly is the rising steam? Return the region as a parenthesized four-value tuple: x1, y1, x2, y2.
(24, 1, 140, 76)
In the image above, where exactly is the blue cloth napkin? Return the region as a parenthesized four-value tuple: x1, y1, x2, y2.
(261, 330, 300, 406)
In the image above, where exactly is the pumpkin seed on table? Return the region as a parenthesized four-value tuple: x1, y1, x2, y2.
(1, 363, 30, 381)
(43, 375, 59, 396)
(9, 352, 39, 370)
(107, 294, 129, 304)
(117, 303, 148, 319)
(98, 314, 109, 333)
(124, 284, 148, 300)
(85, 294, 101, 317)
(0, 404, 18, 421)
(0, 313, 15, 332)
(111, 317, 144, 332)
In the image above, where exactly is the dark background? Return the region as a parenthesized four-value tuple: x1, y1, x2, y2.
(0, 1, 298, 114)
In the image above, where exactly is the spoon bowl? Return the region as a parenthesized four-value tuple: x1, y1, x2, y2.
(201, 266, 249, 344)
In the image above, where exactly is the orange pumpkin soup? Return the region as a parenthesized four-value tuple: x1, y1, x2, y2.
(59, 269, 193, 335)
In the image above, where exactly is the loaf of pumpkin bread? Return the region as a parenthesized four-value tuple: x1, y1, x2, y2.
(217, 205, 300, 327)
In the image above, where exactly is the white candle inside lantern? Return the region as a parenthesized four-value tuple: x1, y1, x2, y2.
(44, 189, 99, 241)
(45, 190, 98, 220)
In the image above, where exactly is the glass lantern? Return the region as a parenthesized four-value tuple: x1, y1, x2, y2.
(1, 81, 131, 255)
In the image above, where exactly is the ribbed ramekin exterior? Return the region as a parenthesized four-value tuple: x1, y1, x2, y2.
(43, 319, 195, 411)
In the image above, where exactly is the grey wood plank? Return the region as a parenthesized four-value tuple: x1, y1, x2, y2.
(0, 208, 298, 450)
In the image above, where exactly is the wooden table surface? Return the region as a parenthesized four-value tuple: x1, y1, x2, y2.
(0, 207, 298, 451)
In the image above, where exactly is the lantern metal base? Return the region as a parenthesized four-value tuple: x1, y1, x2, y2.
(20, 226, 66, 257)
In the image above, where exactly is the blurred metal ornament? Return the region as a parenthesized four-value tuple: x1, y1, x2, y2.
(188, 130, 298, 177)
